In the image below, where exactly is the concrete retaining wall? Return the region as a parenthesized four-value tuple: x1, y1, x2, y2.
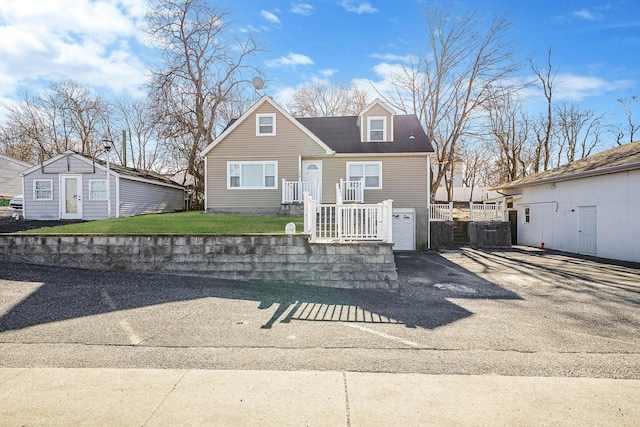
(469, 222, 511, 247)
(0, 234, 397, 290)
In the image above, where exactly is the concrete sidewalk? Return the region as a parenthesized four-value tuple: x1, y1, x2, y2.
(0, 369, 638, 426)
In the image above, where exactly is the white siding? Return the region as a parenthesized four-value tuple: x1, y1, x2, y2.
(118, 178, 185, 217)
(516, 169, 640, 262)
(0, 156, 30, 197)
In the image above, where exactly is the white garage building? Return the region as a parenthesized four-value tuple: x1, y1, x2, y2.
(496, 141, 640, 263)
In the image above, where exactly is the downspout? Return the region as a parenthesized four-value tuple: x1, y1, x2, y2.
(203, 157, 208, 212)
(427, 154, 431, 250)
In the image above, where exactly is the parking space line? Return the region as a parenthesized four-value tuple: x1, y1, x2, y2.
(342, 323, 420, 348)
(100, 290, 143, 345)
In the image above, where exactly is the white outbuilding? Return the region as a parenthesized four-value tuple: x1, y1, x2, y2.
(496, 141, 640, 263)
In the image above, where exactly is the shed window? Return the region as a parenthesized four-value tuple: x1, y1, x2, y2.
(34, 180, 53, 200)
(89, 180, 108, 200)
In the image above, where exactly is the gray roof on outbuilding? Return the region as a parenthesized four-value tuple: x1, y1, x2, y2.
(498, 141, 640, 189)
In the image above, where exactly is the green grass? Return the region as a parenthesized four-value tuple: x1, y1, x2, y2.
(20, 211, 305, 235)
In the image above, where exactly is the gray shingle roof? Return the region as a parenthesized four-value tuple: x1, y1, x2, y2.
(296, 115, 433, 154)
(498, 141, 640, 189)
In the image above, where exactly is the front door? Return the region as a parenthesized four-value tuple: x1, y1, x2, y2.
(302, 161, 322, 201)
(578, 206, 597, 255)
(61, 175, 82, 219)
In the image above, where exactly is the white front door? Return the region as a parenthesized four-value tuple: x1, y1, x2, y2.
(578, 206, 597, 255)
(302, 161, 322, 201)
(61, 175, 82, 219)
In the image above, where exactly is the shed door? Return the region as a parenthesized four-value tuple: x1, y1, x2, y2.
(392, 210, 415, 251)
(61, 175, 82, 219)
(578, 206, 597, 255)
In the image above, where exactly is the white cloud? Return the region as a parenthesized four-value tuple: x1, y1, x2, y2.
(555, 73, 635, 101)
(291, 3, 314, 16)
(260, 10, 281, 25)
(319, 68, 339, 77)
(266, 52, 314, 68)
(0, 0, 148, 98)
(368, 53, 414, 62)
(572, 8, 598, 21)
(339, 0, 378, 14)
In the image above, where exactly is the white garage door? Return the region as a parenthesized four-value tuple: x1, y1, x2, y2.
(392, 209, 415, 251)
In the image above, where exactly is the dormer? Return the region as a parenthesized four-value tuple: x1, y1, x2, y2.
(358, 99, 395, 143)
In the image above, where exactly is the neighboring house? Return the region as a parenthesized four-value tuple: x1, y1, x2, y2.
(21, 151, 186, 220)
(0, 154, 31, 198)
(496, 141, 640, 263)
(200, 95, 434, 250)
(434, 160, 499, 202)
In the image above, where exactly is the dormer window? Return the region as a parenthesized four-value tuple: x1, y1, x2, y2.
(256, 113, 276, 136)
(368, 117, 386, 142)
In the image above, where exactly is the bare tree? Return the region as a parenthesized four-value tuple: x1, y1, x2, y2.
(555, 102, 606, 163)
(0, 80, 108, 162)
(615, 96, 638, 145)
(530, 47, 556, 173)
(484, 87, 531, 183)
(146, 0, 261, 205)
(373, 4, 519, 200)
(287, 81, 369, 117)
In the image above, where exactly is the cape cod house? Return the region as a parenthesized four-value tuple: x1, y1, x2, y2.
(20, 151, 186, 220)
(200, 96, 434, 250)
(496, 141, 640, 263)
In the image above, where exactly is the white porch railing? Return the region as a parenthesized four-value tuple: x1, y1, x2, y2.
(429, 202, 453, 221)
(337, 178, 364, 204)
(282, 180, 321, 203)
(304, 192, 393, 243)
(470, 202, 506, 222)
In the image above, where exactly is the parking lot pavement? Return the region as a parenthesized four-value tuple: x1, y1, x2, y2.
(0, 247, 639, 379)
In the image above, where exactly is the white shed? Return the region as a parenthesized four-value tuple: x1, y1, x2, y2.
(21, 151, 186, 220)
(496, 142, 640, 263)
(0, 154, 31, 198)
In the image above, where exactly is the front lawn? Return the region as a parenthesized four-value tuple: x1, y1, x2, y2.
(20, 211, 304, 234)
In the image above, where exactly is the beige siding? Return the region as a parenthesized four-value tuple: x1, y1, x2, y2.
(318, 155, 428, 208)
(206, 103, 328, 211)
(361, 104, 393, 142)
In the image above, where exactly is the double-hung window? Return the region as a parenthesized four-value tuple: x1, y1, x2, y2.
(347, 162, 382, 189)
(524, 207, 531, 223)
(256, 113, 276, 136)
(34, 179, 53, 200)
(367, 117, 386, 141)
(228, 161, 277, 189)
(89, 180, 108, 200)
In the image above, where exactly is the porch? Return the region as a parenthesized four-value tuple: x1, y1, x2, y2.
(282, 178, 364, 204)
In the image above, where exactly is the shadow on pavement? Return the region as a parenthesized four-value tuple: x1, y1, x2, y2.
(0, 252, 521, 333)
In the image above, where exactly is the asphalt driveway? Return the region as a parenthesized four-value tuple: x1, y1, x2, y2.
(0, 247, 638, 378)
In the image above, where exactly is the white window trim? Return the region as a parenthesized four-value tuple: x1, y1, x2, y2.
(33, 179, 53, 201)
(523, 206, 531, 224)
(367, 116, 386, 142)
(89, 179, 108, 201)
(346, 161, 382, 189)
(227, 161, 278, 189)
(256, 113, 276, 136)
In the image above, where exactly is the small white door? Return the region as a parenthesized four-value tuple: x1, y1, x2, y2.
(302, 161, 322, 201)
(61, 175, 82, 219)
(578, 206, 597, 255)
(392, 209, 415, 251)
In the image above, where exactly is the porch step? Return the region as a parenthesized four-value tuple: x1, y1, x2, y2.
(453, 220, 470, 245)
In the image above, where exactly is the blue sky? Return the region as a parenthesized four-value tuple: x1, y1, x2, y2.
(1, 0, 638, 129)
